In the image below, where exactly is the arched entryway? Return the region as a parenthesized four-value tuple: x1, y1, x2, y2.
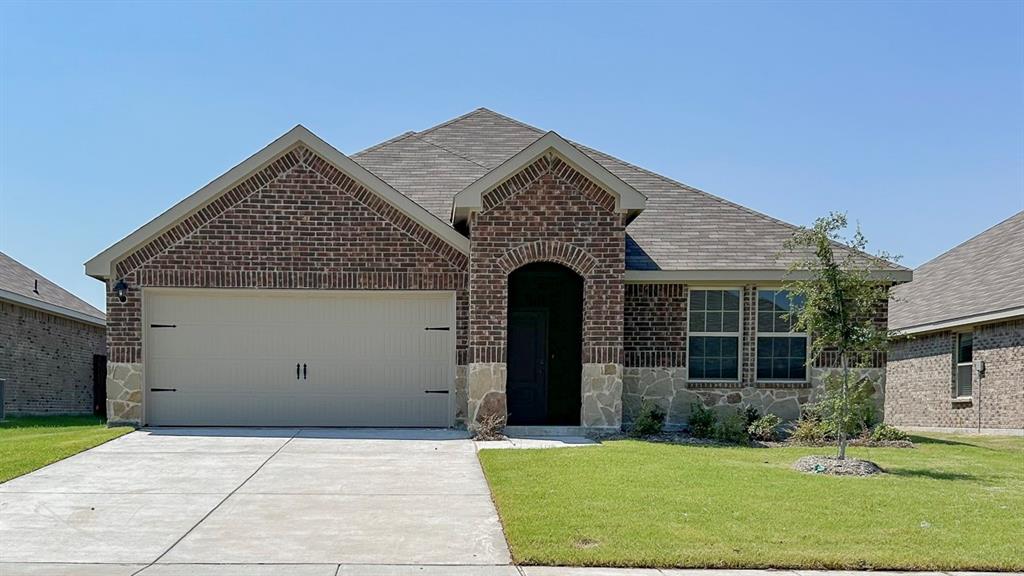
(506, 262, 583, 425)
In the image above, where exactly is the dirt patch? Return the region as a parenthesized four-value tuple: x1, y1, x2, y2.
(793, 455, 884, 476)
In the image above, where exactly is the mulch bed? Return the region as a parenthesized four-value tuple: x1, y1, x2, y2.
(792, 455, 884, 476)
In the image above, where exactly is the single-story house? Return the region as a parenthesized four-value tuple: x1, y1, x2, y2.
(1, 251, 106, 415)
(886, 211, 1024, 435)
(86, 108, 908, 429)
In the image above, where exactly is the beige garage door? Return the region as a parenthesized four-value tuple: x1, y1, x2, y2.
(144, 289, 454, 427)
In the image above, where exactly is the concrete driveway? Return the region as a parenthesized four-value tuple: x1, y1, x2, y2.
(0, 428, 513, 575)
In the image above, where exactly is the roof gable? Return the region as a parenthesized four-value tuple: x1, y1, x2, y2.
(86, 126, 470, 280)
(451, 131, 646, 223)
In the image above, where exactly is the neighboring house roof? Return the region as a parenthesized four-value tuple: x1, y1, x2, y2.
(0, 251, 105, 325)
(890, 211, 1024, 334)
(354, 108, 908, 278)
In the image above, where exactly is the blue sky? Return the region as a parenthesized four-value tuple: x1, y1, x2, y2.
(1, 1, 1021, 311)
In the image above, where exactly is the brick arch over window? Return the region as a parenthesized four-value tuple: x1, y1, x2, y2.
(496, 240, 598, 278)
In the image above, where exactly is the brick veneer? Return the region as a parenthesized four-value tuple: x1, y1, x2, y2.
(0, 301, 105, 414)
(624, 283, 687, 367)
(468, 153, 625, 365)
(105, 144, 470, 423)
(885, 319, 1023, 432)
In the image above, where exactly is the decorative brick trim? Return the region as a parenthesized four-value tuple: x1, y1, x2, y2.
(496, 240, 597, 276)
(136, 269, 466, 291)
(481, 154, 617, 214)
(687, 381, 746, 390)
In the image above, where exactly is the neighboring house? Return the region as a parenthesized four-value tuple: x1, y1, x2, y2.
(0, 251, 106, 415)
(886, 211, 1024, 435)
(85, 108, 908, 429)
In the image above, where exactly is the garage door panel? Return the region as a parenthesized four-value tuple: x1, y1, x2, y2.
(145, 290, 453, 427)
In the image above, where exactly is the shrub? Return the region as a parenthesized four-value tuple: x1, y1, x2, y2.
(787, 414, 829, 443)
(471, 410, 506, 441)
(688, 403, 717, 438)
(630, 401, 666, 437)
(714, 409, 750, 444)
(743, 406, 761, 427)
(868, 423, 910, 442)
(817, 373, 880, 437)
(747, 413, 783, 441)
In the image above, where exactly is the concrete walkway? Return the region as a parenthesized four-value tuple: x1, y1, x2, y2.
(0, 428, 510, 575)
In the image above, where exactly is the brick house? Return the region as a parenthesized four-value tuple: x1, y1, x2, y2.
(86, 108, 908, 429)
(1, 251, 106, 415)
(886, 211, 1024, 435)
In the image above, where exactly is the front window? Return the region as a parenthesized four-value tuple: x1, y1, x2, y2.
(688, 289, 741, 381)
(756, 289, 808, 381)
(956, 332, 973, 398)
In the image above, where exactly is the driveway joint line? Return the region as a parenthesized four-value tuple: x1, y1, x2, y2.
(129, 429, 300, 576)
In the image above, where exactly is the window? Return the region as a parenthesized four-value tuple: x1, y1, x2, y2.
(756, 289, 808, 381)
(688, 289, 741, 380)
(956, 332, 973, 398)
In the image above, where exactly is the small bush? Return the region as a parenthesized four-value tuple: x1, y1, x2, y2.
(630, 401, 666, 437)
(714, 409, 750, 444)
(743, 406, 761, 427)
(688, 403, 717, 438)
(747, 413, 783, 441)
(868, 423, 910, 442)
(787, 414, 829, 443)
(471, 410, 507, 441)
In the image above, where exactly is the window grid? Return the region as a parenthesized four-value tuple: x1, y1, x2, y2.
(755, 289, 809, 382)
(955, 332, 973, 398)
(687, 288, 742, 382)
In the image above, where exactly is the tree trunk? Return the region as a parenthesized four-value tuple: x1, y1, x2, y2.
(838, 352, 849, 460)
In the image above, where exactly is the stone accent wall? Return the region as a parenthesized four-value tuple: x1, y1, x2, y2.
(581, 363, 623, 428)
(466, 152, 625, 428)
(106, 361, 142, 425)
(454, 365, 468, 427)
(886, 319, 1024, 431)
(106, 145, 469, 424)
(0, 301, 105, 414)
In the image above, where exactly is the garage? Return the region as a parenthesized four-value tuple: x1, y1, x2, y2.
(143, 289, 455, 427)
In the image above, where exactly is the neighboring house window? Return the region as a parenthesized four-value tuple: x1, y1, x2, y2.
(756, 289, 808, 381)
(688, 289, 741, 381)
(956, 332, 973, 398)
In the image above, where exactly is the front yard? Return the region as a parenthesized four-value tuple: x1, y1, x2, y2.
(0, 415, 132, 483)
(478, 433, 1024, 571)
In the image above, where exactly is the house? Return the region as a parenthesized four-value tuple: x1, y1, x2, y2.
(886, 211, 1024, 434)
(85, 108, 908, 429)
(1, 251, 106, 415)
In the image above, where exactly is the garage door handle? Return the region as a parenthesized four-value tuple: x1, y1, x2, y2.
(303, 363, 307, 380)
(296, 363, 300, 380)
(424, 389, 449, 394)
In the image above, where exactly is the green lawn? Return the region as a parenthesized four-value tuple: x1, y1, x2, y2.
(479, 433, 1024, 570)
(0, 415, 132, 483)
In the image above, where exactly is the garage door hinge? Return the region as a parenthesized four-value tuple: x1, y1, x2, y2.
(150, 324, 177, 328)
(150, 388, 177, 392)
(424, 326, 450, 331)
(424, 389, 449, 394)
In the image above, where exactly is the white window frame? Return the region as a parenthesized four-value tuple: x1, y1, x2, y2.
(686, 287, 742, 383)
(954, 331, 973, 400)
(754, 288, 810, 384)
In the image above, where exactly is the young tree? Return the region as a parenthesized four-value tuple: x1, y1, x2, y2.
(783, 213, 899, 459)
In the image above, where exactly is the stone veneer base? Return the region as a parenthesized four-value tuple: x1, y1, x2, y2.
(466, 362, 506, 426)
(581, 363, 623, 428)
(106, 362, 142, 426)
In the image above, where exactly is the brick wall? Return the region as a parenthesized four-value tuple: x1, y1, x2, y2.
(468, 153, 625, 365)
(108, 144, 470, 367)
(886, 319, 1024, 431)
(624, 283, 686, 367)
(0, 301, 105, 414)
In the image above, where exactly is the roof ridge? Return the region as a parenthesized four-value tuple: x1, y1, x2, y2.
(408, 133, 491, 169)
(352, 130, 417, 158)
(472, 107, 546, 134)
(914, 209, 1024, 273)
(415, 107, 499, 138)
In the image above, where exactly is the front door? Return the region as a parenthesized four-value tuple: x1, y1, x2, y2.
(506, 308, 548, 425)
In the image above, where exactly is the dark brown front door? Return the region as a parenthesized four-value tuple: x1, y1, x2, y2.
(506, 308, 549, 425)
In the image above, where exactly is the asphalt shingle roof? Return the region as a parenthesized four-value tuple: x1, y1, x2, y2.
(890, 211, 1024, 331)
(0, 251, 105, 321)
(353, 108, 905, 273)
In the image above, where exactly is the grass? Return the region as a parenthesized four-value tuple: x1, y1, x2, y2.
(0, 415, 132, 483)
(478, 433, 1024, 570)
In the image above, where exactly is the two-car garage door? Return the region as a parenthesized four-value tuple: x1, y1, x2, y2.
(144, 290, 454, 427)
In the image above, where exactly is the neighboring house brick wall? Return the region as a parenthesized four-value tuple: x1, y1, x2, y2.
(467, 153, 625, 427)
(885, 319, 1024, 432)
(105, 145, 469, 425)
(0, 301, 105, 414)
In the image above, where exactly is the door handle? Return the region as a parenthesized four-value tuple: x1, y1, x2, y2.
(296, 363, 300, 380)
(303, 363, 307, 380)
